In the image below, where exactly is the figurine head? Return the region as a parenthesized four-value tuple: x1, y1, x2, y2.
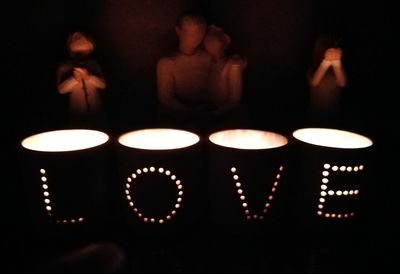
(67, 31, 95, 56)
(175, 11, 208, 50)
(312, 32, 343, 64)
(203, 25, 231, 58)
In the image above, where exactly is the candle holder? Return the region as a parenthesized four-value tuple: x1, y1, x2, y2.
(206, 128, 290, 240)
(19, 129, 112, 235)
(290, 127, 374, 230)
(115, 128, 205, 244)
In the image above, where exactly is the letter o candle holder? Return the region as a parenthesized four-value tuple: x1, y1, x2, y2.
(115, 128, 204, 243)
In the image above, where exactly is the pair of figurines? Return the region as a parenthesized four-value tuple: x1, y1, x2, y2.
(156, 12, 247, 127)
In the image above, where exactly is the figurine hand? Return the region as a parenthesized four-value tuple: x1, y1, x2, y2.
(229, 55, 248, 68)
(324, 48, 342, 61)
(73, 67, 90, 81)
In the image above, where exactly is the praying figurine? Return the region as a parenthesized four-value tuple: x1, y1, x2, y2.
(306, 33, 347, 125)
(56, 31, 107, 128)
(156, 11, 213, 126)
(203, 25, 247, 122)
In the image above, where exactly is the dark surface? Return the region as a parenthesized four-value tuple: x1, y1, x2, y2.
(8, 213, 391, 274)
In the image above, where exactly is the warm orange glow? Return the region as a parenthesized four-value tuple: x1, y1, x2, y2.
(209, 129, 288, 149)
(292, 128, 373, 149)
(118, 128, 200, 150)
(230, 165, 284, 220)
(124, 166, 184, 224)
(21, 129, 109, 152)
(316, 162, 363, 218)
